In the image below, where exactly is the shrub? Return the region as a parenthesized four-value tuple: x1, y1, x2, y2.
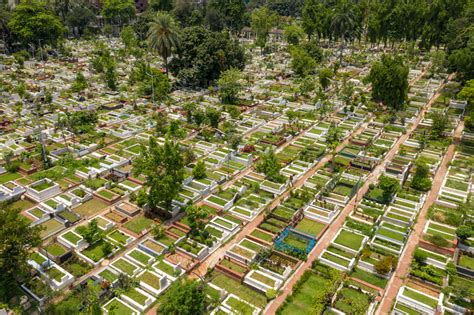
(428, 234, 449, 247)
(374, 256, 394, 275)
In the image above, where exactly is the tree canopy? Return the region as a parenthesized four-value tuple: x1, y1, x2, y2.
(158, 279, 209, 314)
(169, 26, 245, 87)
(367, 54, 409, 111)
(8, 0, 65, 48)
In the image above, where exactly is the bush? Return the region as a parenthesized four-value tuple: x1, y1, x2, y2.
(414, 249, 428, 264)
(374, 256, 395, 275)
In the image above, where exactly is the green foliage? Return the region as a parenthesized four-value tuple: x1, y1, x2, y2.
(206, 0, 246, 32)
(289, 46, 316, 77)
(414, 249, 428, 264)
(218, 67, 243, 104)
(169, 26, 245, 87)
(256, 149, 285, 183)
(284, 24, 304, 45)
(456, 225, 473, 242)
(66, 6, 95, 36)
(430, 111, 449, 138)
(303, 40, 323, 63)
(71, 72, 88, 93)
(158, 279, 208, 314)
(105, 66, 117, 91)
(251, 7, 278, 49)
(147, 11, 181, 71)
(102, 0, 135, 24)
(120, 25, 137, 49)
(76, 219, 103, 244)
(367, 54, 409, 111)
(411, 159, 432, 192)
(374, 256, 395, 275)
(185, 205, 210, 235)
(65, 111, 98, 135)
(133, 137, 185, 211)
(8, 0, 65, 48)
(427, 234, 449, 247)
(0, 202, 42, 302)
(192, 160, 206, 179)
(302, 0, 326, 40)
(319, 68, 333, 91)
(378, 175, 400, 203)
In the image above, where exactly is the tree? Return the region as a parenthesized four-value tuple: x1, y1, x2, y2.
(205, 107, 221, 128)
(77, 219, 103, 244)
(366, 54, 409, 111)
(149, 0, 173, 11)
(8, 0, 65, 48)
(331, 0, 358, 63)
(105, 65, 117, 91)
(374, 256, 395, 275)
(0, 202, 42, 301)
(102, 0, 135, 25)
(158, 279, 208, 314)
(121, 25, 138, 50)
(147, 11, 181, 75)
(319, 68, 333, 91)
(185, 205, 210, 235)
(251, 7, 277, 51)
(168, 26, 245, 87)
(378, 175, 400, 203)
(458, 80, 474, 132)
(411, 159, 432, 192)
(217, 68, 243, 104)
(71, 72, 88, 93)
(430, 111, 449, 138)
(133, 137, 185, 212)
(66, 6, 95, 37)
(456, 225, 473, 242)
(290, 46, 316, 77)
(414, 250, 428, 264)
(206, 0, 246, 32)
(256, 149, 284, 183)
(283, 24, 304, 45)
(192, 160, 206, 179)
(429, 50, 446, 77)
(303, 40, 323, 63)
(302, 0, 326, 40)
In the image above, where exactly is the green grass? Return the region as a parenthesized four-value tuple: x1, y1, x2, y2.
(278, 271, 330, 315)
(250, 229, 273, 242)
(351, 268, 388, 289)
(403, 287, 438, 308)
(240, 239, 264, 252)
(459, 254, 474, 270)
(39, 219, 64, 238)
(333, 230, 365, 250)
(97, 189, 118, 200)
(45, 243, 67, 257)
(33, 181, 55, 191)
(62, 255, 92, 277)
(295, 218, 325, 236)
(73, 198, 109, 217)
(123, 288, 148, 305)
(226, 296, 255, 315)
(220, 259, 247, 274)
(334, 287, 370, 314)
(104, 299, 136, 315)
(81, 240, 111, 262)
(11, 198, 35, 211)
(0, 172, 21, 184)
(108, 230, 130, 245)
(210, 271, 267, 308)
(112, 258, 137, 275)
(46, 266, 65, 281)
(138, 271, 161, 290)
(123, 215, 154, 234)
(154, 259, 175, 276)
(251, 271, 275, 286)
(128, 249, 151, 265)
(63, 231, 82, 245)
(99, 268, 118, 282)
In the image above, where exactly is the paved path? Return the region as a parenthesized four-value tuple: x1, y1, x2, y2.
(376, 120, 464, 314)
(266, 71, 444, 314)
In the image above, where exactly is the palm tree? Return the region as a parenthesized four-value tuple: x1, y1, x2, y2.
(331, 0, 358, 64)
(147, 12, 181, 76)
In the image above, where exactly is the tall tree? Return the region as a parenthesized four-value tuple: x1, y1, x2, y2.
(301, 0, 326, 40)
(147, 11, 181, 75)
(0, 202, 42, 301)
(102, 0, 135, 25)
(133, 137, 185, 212)
(331, 0, 358, 63)
(366, 54, 409, 111)
(251, 6, 277, 51)
(158, 279, 209, 314)
(207, 0, 246, 32)
(217, 67, 243, 104)
(8, 0, 65, 48)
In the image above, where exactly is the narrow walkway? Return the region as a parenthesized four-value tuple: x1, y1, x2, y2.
(376, 120, 464, 314)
